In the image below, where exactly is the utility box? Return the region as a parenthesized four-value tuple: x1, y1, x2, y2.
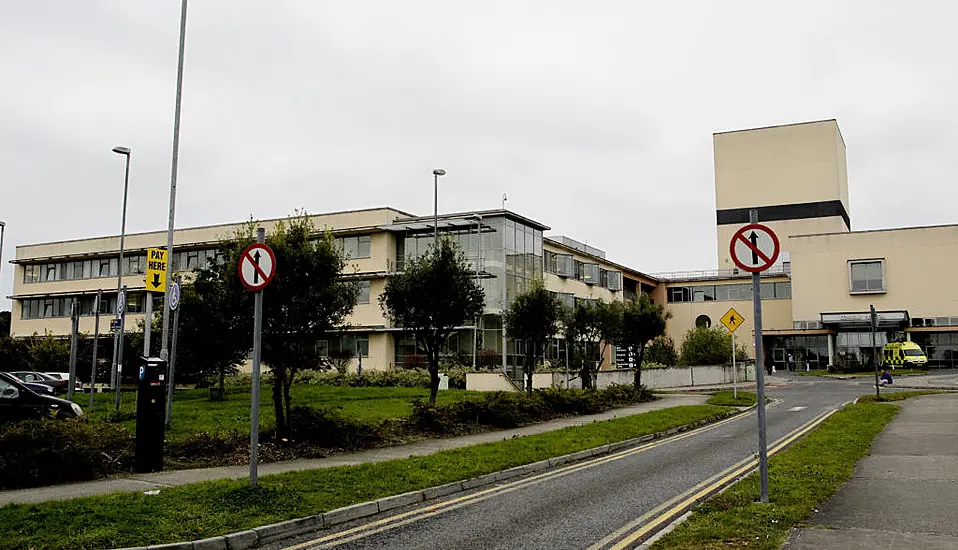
(135, 356, 167, 473)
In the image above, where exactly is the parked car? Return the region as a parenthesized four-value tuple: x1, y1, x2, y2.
(3, 373, 55, 395)
(0, 372, 83, 423)
(10, 371, 73, 395)
(43, 372, 83, 393)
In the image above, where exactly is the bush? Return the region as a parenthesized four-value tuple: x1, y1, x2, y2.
(646, 337, 679, 366)
(290, 406, 383, 449)
(0, 419, 133, 490)
(680, 327, 747, 366)
(293, 369, 432, 388)
(410, 385, 653, 433)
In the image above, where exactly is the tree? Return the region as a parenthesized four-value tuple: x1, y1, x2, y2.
(504, 279, 564, 395)
(191, 214, 358, 439)
(616, 294, 671, 389)
(174, 278, 250, 396)
(563, 300, 619, 390)
(679, 326, 746, 366)
(379, 238, 485, 404)
(0, 311, 10, 337)
(646, 336, 678, 366)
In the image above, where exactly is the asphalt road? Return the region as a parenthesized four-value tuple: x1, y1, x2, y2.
(270, 377, 885, 550)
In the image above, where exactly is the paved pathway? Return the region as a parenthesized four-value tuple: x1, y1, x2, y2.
(785, 393, 958, 549)
(0, 394, 707, 507)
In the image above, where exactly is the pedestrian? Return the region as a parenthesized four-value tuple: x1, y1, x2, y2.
(879, 369, 893, 386)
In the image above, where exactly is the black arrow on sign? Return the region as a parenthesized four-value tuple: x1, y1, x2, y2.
(151, 273, 162, 289)
(749, 232, 759, 264)
(253, 250, 261, 283)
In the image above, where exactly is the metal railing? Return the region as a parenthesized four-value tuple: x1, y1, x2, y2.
(653, 264, 791, 281)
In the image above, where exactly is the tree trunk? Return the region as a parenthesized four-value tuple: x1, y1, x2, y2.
(283, 374, 293, 439)
(218, 367, 225, 396)
(525, 342, 534, 396)
(634, 345, 646, 389)
(272, 368, 286, 440)
(428, 349, 440, 405)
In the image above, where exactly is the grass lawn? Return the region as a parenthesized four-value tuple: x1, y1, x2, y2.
(0, 404, 736, 550)
(77, 386, 481, 443)
(650, 401, 898, 549)
(857, 390, 945, 403)
(706, 390, 757, 407)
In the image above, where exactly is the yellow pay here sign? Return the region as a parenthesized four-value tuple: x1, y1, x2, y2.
(721, 307, 744, 333)
(146, 247, 168, 293)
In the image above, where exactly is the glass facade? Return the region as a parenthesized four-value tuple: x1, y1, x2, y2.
(392, 215, 544, 370)
(668, 282, 791, 303)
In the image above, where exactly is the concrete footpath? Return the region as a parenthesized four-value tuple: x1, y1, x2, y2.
(785, 393, 958, 549)
(0, 393, 709, 507)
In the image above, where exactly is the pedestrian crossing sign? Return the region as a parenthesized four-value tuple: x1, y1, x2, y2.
(721, 308, 745, 333)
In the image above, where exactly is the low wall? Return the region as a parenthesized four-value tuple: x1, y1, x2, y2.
(466, 364, 755, 392)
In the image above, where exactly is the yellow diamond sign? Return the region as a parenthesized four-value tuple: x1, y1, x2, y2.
(145, 247, 168, 293)
(721, 307, 745, 333)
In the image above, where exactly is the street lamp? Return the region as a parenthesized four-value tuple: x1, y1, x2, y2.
(111, 146, 131, 410)
(0, 221, 6, 292)
(433, 169, 446, 248)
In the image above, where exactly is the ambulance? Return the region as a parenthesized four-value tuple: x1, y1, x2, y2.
(883, 342, 928, 367)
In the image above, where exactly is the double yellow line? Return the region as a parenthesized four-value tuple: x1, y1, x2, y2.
(282, 407, 763, 550)
(590, 407, 838, 550)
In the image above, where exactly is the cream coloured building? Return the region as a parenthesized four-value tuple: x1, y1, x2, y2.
(9, 206, 657, 378)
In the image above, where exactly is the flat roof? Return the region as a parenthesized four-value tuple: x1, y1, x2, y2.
(391, 209, 550, 232)
(713, 118, 838, 136)
(544, 237, 657, 283)
(15, 206, 416, 251)
(790, 221, 958, 239)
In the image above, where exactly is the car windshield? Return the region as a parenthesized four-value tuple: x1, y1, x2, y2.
(904, 349, 924, 357)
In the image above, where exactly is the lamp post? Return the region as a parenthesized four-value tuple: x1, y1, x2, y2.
(160, 0, 190, 363)
(470, 215, 483, 369)
(111, 146, 131, 408)
(432, 169, 445, 248)
(0, 221, 6, 290)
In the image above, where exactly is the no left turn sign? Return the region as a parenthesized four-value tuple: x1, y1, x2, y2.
(730, 223, 780, 273)
(238, 243, 277, 292)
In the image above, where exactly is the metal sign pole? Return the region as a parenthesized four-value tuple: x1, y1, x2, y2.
(143, 292, 153, 357)
(166, 276, 182, 427)
(68, 301, 79, 402)
(250, 227, 266, 485)
(115, 284, 128, 412)
(748, 209, 769, 503)
(871, 305, 880, 399)
(732, 331, 738, 399)
(90, 290, 102, 411)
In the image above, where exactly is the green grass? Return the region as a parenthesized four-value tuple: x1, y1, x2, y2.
(857, 390, 945, 403)
(0, 404, 736, 550)
(650, 402, 898, 549)
(78, 386, 480, 443)
(706, 391, 757, 407)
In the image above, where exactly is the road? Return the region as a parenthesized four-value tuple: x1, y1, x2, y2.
(268, 377, 888, 550)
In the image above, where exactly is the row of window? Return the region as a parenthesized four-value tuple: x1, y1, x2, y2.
(20, 293, 152, 320)
(317, 334, 370, 358)
(667, 282, 792, 303)
(22, 249, 221, 284)
(543, 251, 623, 291)
(21, 236, 377, 286)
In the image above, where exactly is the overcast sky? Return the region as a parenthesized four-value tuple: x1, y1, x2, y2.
(3, 1, 957, 309)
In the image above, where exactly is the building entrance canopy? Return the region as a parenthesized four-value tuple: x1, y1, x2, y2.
(820, 310, 909, 330)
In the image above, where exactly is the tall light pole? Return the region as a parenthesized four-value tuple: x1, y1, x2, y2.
(471, 214, 483, 369)
(433, 168, 445, 248)
(160, 0, 190, 363)
(111, 146, 131, 405)
(0, 221, 6, 292)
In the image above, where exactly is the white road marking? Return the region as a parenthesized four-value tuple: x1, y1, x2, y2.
(787, 406, 807, 412)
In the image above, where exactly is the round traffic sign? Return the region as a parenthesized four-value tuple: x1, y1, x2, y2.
(169, 281, 181, 311)
(116, 290, 126, 316)
(729, 223, 780, 273)
(238, 243, 277, 292)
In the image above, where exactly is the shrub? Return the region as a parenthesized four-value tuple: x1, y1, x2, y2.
(646, 336, 679, 366)
(444, 366, 470, 389)
(290, 406, 383, 449)
(0, 419, 133, 490)
(293, 369, 431, 388)
(680, 327, 747, 366)
(410, 385, 653, 433)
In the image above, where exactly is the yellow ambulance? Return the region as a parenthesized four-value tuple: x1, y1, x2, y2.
(883, 342, 928, 367)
